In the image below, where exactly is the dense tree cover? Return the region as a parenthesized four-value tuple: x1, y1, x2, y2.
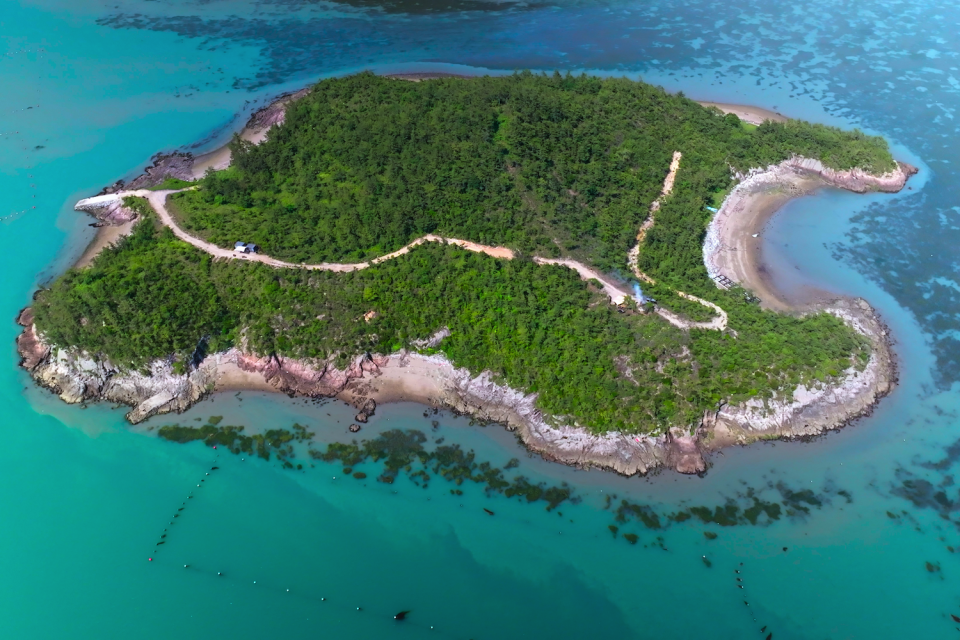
(34, 212, 867, 434)
(32, 74, 890, 434)
(171, 72, 895, 272)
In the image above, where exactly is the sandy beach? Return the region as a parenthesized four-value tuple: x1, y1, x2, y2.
(74, 219, 136, 269)
(697, 101, 789, 126)
(706, 175, 824, 311)
(190, 123, 270, 179)
(704, 157, 914, 312)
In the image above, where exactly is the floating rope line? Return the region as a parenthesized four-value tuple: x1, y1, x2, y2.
(148, 454, 220, 559)
(142, 452, 481, 638)
(733, 561, 776, 639)
(1, 209, 30, 224)
(149, 556, 464, 638)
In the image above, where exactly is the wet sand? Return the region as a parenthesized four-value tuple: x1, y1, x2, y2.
(190, 125, 269, 178)
(705, 173, 839, 311)
(74, 219, 136, 269)
(212, 361, 279, 394)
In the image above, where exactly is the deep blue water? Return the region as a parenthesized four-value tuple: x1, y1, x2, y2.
(3, 0, 960, 637)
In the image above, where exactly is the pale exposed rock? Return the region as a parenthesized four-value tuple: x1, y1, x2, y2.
(707, 298, 895, 448)
(411, 327, 451, 349)
(784, 157, 917, 194)
(75, 194, 139, 226)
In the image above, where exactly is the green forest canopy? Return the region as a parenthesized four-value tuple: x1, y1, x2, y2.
(170, 71, 895, 278)
(33, 72, 892, 435)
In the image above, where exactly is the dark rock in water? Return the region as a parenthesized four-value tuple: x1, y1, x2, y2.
(349, 424, 362, 433)
(926, 561, 941, 573)
(782, 546, 788, 552)
(394, 610, 411, 621)
(356, 397, 377, 416)
(103, 151, 195, 192)
(355, 413, 368, 424)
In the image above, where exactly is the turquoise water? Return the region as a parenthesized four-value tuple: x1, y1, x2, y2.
(4, 0, 960, 637)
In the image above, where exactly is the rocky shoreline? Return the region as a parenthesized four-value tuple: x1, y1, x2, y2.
(16, 290, 896, 477)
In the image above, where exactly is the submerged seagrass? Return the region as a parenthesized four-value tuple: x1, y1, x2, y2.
(27, 72, 901, 449)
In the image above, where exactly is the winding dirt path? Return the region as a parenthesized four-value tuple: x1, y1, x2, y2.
(625, 152, 730, 330)
(94, 161, 726, 332)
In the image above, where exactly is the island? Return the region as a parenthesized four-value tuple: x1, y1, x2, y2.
(17, 72, 915, 475)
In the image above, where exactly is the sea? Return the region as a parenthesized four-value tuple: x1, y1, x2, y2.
(2, 0, 959, 637)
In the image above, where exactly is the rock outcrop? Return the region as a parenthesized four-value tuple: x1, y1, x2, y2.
(707, 298, 896, 449)
(784, 157, 918, 193)
(74, 193, 139, 226)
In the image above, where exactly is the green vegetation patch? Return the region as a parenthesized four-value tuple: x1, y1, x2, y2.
(147, 177, 195, 191)
(173, 72, 894, 270)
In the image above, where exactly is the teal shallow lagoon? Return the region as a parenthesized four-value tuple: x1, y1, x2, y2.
(4, 0, 960, 638)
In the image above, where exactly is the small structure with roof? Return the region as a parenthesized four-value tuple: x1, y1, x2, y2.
(234, 241, 258, 254)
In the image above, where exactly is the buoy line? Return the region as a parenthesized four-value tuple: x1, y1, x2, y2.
(148, 545, 472, 637)
(148, 453, 220, 561)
